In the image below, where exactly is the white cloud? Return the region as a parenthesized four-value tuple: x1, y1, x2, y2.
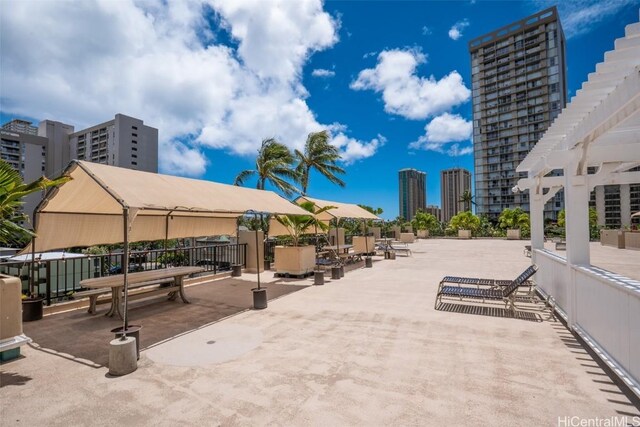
(350, 49, 471, 120)
(533, 0, 638, 39)
(448, 19, 469, 40)
(331, 133, 386, 164)
(409, 113, 472, 155)
(421, 26, 432, 35)
(362, 51, 377, 59)
(0, 0, 380, 177)
(311, 68, 336, 78)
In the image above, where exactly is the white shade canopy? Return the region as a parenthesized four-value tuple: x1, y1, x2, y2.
(30, 161, 310, 251)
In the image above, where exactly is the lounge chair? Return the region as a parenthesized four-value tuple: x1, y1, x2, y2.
(389, 241, 412, 257)
(439, 265, 537, 290)
(434, 265, 538, 312)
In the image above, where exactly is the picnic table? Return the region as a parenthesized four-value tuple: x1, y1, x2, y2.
(78, 266, 204, 318)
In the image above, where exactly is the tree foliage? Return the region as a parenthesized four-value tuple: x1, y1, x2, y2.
(447, 211, 481, 233)
(411, 210, 439, 231)
(234, 138, 300, 197)
(274, 201, 335, 246)
(295, 130, 345, 195)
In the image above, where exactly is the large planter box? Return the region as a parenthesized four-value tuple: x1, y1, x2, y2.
(274, 246, 316, 276)
(417, 229, 429, 238)
(506, 229, 521, 240)
(399, 233, 415, 243)
(328, 228, 345, 247)
(600, 229, 625, 249)
(353, 236, 375, 254)
(0, 275, 31, 361)
(391, 226, 401, 239)
(369, 227, 381, 240)
(624, 231, 640, 250)
(458, 229, 472, 239)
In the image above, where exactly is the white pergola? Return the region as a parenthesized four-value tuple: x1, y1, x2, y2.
(516, 18, 640, 397)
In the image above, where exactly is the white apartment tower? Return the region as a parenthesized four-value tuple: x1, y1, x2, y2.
(69, 114, 158, 172)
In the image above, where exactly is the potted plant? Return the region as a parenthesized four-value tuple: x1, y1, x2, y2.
(448, 211, 480, 239)
(411, 210, 438, 239)
(498, 208, 530, 240)
(0, 160, 70, 321)
(273, 201, 334, 276)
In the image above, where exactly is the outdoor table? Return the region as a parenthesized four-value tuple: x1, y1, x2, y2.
(79, 267, 204, 318)
(324, 244, 354, 254)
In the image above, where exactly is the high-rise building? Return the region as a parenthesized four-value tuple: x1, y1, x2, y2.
(441, 168, 472, 223)
(69, 114, 158, 173)
(1, 129, 49, 222)
(2, 119, 38, 136)
(469, 7, 567, 220)
(398, 168, 426, 220)
(590, 181, 640, 229)
(425, 205, 442, 222)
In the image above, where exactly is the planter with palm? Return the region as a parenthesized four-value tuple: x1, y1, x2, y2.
(295, 130, 345, 195)
(273, 201, 335, 276)
(411, 210, 439, 238)
(1, 160, 71, 320)
(498, 208, 530, 239)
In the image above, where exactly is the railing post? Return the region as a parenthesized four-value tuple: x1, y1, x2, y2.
(213, 245, 217, 275)
(45, 261, 51, 306)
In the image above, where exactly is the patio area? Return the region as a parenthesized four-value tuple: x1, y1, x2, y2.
(1, 239, 638, 425)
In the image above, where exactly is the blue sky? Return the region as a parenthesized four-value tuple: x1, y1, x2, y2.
(1, 0, 638, 219)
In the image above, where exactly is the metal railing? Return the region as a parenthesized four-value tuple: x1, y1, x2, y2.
(0, 243, 247, 305)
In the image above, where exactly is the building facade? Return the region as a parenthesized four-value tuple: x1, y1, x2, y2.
(69, 114, 158, 173)
(469, 7, 567, 220)
(398, 168, 426, 221)
(1, 129, 49, 222)
(590, 182, 640, 228)
(2, 119, 38, 136)
(441, 168, 472, 223)
(425, 205, 442, 222)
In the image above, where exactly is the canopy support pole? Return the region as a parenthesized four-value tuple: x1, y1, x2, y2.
(122, 208, 130, 334)
(255, 212, 261, 290)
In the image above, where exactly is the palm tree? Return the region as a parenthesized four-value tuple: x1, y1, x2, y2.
(295, 130, 345, 195)
(0, 159, 71, 246)
(234, 138, 300, 197)
(459, 190, 475, 212)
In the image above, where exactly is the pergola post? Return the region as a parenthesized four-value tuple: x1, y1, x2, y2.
(530, 192, 545, 251)
(564, 171, 591, 328)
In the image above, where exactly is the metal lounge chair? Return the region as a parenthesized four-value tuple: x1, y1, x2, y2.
(434, 265, 538, 312)
(439, 265, 537, 291)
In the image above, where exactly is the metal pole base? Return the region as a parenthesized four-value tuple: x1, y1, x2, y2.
(231, 264, 242, 277)
(331, 267, 341, 280)
(365, 257, 373, 268)
(109, 337, 137, 376)
(314, 271, 325, 285)
(252, 288, 267, 309)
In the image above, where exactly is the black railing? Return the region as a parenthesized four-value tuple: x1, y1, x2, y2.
(0, 243, 247, 305)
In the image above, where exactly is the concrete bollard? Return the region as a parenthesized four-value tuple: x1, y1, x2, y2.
(339, 265, 345, 277)
(231, 264, 242, 277)
(331, 266, 341, 280)
(314, 271, 325, 285)
(365, 257, 373, 268)
(109, 336, 137, 376)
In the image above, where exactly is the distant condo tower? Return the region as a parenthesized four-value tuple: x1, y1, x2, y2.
(469, 7, 567, 220)
(441, 168, 472, 223)
(398, 168, 426, 221)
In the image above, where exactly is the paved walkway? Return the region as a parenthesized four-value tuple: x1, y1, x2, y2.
(1, 239, 638, 426)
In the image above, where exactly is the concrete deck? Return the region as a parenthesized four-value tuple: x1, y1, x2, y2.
(1, 239, 638, 426)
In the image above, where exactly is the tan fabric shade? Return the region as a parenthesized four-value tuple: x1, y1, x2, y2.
(295, 196, 380, 220)
(30, 161, 310, 252)
(267, 195, 380, 236)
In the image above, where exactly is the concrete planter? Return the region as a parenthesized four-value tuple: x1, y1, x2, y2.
(353, 236, 375, 254)
(417, 229, 429, 239)
(458, 229, 472, 239)
(369, 227, 381, 239)
(274, 246, 316, 276)
(624, 231, 640, 250)
(600, 229, 625, 249)
(22, 297, 44, 322)
(400, 233, 415, 243)
(506, 229, 521, 240)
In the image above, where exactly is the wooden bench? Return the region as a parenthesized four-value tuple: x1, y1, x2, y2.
(76, 277, 175, 314)
(79, 267, 203, 318)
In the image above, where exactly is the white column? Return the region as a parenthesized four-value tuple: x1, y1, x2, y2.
(564, 173, 591, 328)
(530, 192, 545, 250)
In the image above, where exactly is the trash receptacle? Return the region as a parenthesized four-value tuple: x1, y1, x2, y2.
(111, 325, 142, 360)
